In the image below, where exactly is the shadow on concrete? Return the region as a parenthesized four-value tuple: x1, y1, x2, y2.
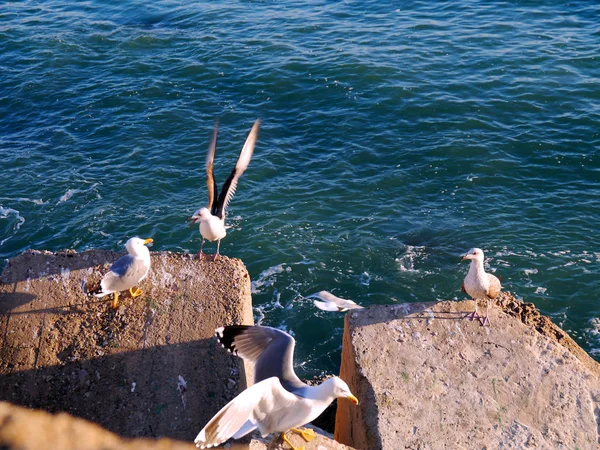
(0, 292, 38, 314)
(349, 301, 468, 328)
(0, 338, 247, 443)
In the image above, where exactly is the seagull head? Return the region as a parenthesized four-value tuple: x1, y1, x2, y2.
(329, 377, 359, 405)
(461, 247, 484, 263)
(125, 237, 153, 255)
(187, 207, 211, 225)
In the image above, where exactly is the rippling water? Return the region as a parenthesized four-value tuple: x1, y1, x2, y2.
(1, 1, 600, 375)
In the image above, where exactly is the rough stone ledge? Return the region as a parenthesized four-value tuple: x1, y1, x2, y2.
(335, 292, 600, 450)
(0, 401, 351, 450)
(0, 249, 253, 442)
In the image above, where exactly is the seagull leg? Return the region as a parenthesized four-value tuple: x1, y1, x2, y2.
(111, 292, 119, 309)
(213, 240, 221, 261)
(466, 299, 480, 321)
(197, 238, 205, 259)
(281, 431, 304, 450)
(479, 299, 491, 326)
(129, 287, 143, 298)
(291, 427, 317, 442)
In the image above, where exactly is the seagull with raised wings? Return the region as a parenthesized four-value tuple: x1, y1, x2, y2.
(194, 325, 358, 449)
(188, 118, 260, 260)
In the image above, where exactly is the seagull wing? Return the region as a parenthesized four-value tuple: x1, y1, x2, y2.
(216, 325, 305, 392)
(194, 377, 300, 448)
(313, 300, 345, 312)
(487, 273, 502, 299)
(206, 118, 219, 214)
(214, 119, 260, 219)
(100, 255, 148, 294)
(309, 290, 363, 312)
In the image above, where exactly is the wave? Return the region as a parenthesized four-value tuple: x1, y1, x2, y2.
(0, 206, 26, 246)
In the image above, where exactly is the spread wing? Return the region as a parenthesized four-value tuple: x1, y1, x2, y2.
(215, 325, 305, 392)
(309, 290, 364, 312)
(214, 119, 260, 219)
(194, 377, 300, 448)
(206, 118, 219, 214)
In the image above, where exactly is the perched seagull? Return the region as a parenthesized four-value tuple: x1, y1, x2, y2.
(461, 247, 501, 326)
(194, 325, 358, 449)
(307, 290, 364, 312)
(188, 118, 260, 260)
(94, 237, 153, 308)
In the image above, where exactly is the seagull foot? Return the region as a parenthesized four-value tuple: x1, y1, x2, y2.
(479, 316, 491, 327)
(129, 287, 143, 298)
(281, 431, 305, 450)
(111, 293, 119, 309)
(466, 311, 480, 321)
(212, 253, 220, 261)
(291, 427, 317, 442)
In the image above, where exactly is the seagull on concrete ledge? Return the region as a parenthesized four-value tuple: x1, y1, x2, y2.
(307, 290, 364, 312)
(194, 325, 358, 449)
(187, 118, 260, 261)
(461, 247, 502, 326)
(94, 237, 153, 308)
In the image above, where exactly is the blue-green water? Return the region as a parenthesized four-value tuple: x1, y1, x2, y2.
(1, 1, 600, 376)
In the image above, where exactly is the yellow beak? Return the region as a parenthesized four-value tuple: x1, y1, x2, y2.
(347, 394, 359, 405)
(143, 238, 154, 245)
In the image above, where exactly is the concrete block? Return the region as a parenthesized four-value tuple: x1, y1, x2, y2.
(0, 249, 253, 442)
(335, 293, 600, 449)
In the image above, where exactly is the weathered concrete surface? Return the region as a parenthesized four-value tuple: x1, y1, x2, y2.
(0, 402, 347, 450)
(265, 425, 356, 450)
(335, 292, 600, 450)
(0, 401, 196, 450)
(0, 249, 253, 442)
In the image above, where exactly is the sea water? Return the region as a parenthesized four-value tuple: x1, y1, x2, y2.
(1, 1, 599, 375)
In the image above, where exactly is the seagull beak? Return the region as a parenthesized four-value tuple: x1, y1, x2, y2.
(347, 394, 359, 405)
(187, 215, 200, 226)
(461, 255, 468, 261)
(143, 238, 153, 245)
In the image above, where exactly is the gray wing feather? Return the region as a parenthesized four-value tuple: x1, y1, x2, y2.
(216, 325, 306, 393)
(101, 255, 148, 293)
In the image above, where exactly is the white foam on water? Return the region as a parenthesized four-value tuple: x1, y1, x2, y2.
(0, 197, 47, 205)
(56, 182, 100, 205)
(359, 272, 371, 286)
(584, 317, 600, 356)
(395, 245, 427, 273)
(251, 263, 290, 294)
(0, 206, 26, 246)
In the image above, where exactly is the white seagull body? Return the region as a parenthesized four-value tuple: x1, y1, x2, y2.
(188, 118, 260, 260)
(461, 247, 501, 326)
(194, 325, 358, 449)
(95, 237, 153, 308)
(308, 290, 364, 312)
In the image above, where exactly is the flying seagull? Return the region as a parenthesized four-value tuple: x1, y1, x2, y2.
(188, 118, 260, 260)
(461, 247, 501, 326)
(194, 325, 358, 449)
(307, 290, 364, 312)
(94, 237, 153, 308)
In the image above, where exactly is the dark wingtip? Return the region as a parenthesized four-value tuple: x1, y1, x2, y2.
(215, 325, 252, 356)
